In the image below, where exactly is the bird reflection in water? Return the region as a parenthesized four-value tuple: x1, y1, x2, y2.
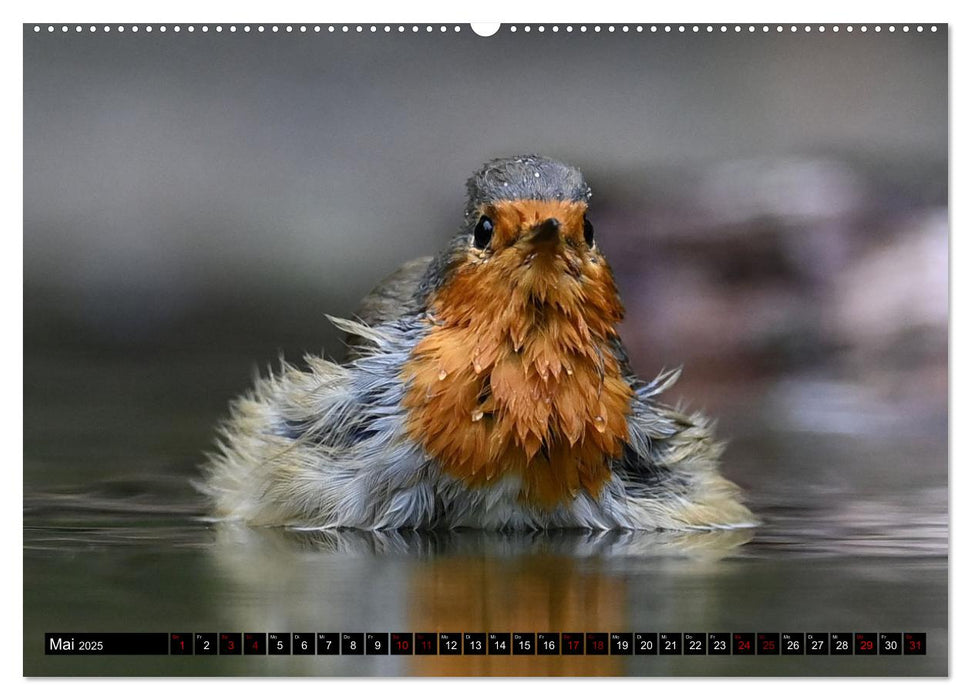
(208, 525, 752, 676)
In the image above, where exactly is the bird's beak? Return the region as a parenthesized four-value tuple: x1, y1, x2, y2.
(527, 218, 561, 246)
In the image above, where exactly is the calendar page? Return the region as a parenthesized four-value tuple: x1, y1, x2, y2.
(23, 18, 948, 678)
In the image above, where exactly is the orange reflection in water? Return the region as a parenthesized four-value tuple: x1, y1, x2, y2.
(406, 552, 624, 676)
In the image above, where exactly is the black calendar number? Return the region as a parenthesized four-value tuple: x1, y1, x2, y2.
(537, 633, 560, 655)
(389, 632, 413, 655)
(585, 633, 608, 655)
(194, 633, 217, 656)
(463, 633, 486, 655)
(316, 633, 339, 655)
(291, 633, 314, 655)
(610, 633, 633, 655)
(831, 633, 853, 655)
(268, 633, 290, 655)
(732, 633, 755, 655)
(219, 633, 241, 655)
(806, 633, 828, 655)
(513, 632, 535, 655)
(781, 633, 804, 655)
(757, 633, 780, 655)
(855, 633, 877, 656)
(439, 633, 461, 656)
(170, 633, 192, 655)
(878, 633, 902, 655)
(244, 633, 266, 655)
(366, 633, 389, 655)
(682, 633, 705, 656)
(659, 633, 682, 655)
(341, 633, 364, 655)
(634, 633, 658, 655)
(904, 633, 926, 655)
(562, 632, 584, 655)
(414, 632, 436, 655)
(488, 633, 511, 655)
(707, 633, 731, 655)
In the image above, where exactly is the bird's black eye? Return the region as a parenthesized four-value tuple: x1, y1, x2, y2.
(583, 215, 595, 247)
(473, 216, 494, 249)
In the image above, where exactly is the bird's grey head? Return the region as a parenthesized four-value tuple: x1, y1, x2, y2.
(416, 155, 597, 305)
(463, 155, 592, 218)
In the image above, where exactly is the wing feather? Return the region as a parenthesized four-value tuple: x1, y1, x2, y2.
(343, 256, 433, 359)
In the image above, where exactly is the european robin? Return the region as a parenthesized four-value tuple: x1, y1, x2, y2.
(203, 155, 756, 530)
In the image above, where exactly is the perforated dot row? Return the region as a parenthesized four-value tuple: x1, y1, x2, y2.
(31, 24, 465, 34)
(31, 24, 941, 35)
(508, 24, 937, 34)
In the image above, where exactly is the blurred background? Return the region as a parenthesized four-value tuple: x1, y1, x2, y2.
(23, 25, 948, 676)
(24, 27, 947, 434)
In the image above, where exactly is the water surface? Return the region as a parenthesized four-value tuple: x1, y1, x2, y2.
(23, 349, 947, 676)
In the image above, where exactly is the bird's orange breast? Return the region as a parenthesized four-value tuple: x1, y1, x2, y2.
(401, 200, 632, 509)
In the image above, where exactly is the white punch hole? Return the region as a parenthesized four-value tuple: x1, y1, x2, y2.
(471, 23, 501, 38)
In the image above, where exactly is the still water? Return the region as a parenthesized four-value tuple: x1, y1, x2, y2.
(23, 349, 948, 676)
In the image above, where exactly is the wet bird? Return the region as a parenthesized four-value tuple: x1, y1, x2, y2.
(202, 155, 756, 530)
